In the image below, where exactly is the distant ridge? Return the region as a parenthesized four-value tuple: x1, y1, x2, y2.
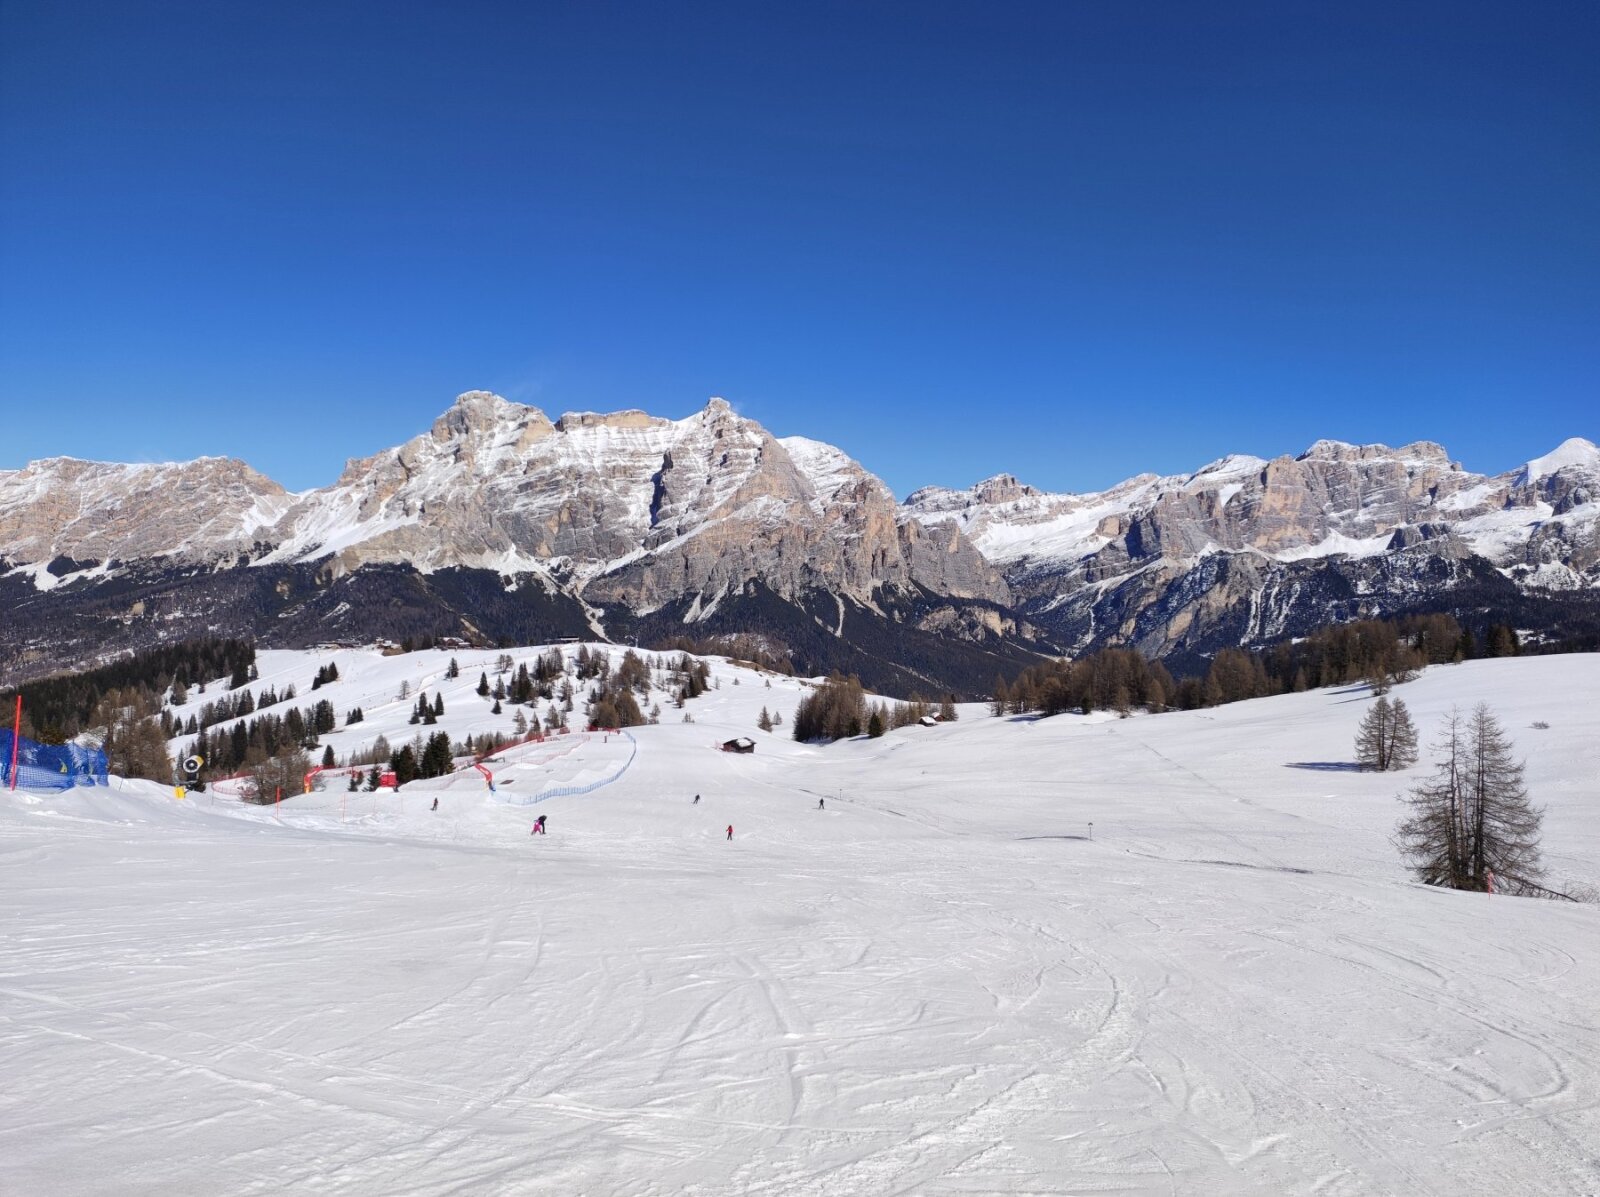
(1, 395, 1596, 690)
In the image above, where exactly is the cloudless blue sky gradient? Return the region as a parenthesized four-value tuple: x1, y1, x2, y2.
(2, 1, 1595, 496)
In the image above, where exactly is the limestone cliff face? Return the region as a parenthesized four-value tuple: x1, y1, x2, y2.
(0, 392, 1008, 622)
(4, 396, 1593, 674)
(0, 456, 292, 571)
(905, 436, 1600, 659)
(579, 404, 1009, 609)
(896, 518, 1009, 600)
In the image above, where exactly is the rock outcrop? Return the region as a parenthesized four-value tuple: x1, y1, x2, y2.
(1, 393, 1594, 690)
(903, 435, 1600, 664)
(0, 393, 1019, 692)
(0, 456, 293, 577)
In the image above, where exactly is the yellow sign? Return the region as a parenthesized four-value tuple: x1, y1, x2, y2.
(175, 786, 187, 800)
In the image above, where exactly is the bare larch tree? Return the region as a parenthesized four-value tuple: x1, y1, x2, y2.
(1395, 703, 1543, 892)
(1355, 696, 1419, 771)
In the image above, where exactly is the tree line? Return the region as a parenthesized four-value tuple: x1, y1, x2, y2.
(995, 613, 1520, 718)
(790, 675, 959, 742)
(3, 637, 257, 744)
(659, 633, 795, 677)
(183, 699, 341, 778)
(159, 681, 301, 739)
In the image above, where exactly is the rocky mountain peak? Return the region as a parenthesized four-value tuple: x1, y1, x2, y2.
(970, 474, 1042, 505)
(20, 391, 998, 613)
(1520, 437, 1600, 483)
(1184, 455, 1267, 486)
(1295, 438, 1453, 466)
(2, 399, 1594, 697)
(0, 454, 293, 569)
(427, 392, 554, 450)
(553, 409, 663, 433)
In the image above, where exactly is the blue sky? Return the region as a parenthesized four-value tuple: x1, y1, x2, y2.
(1, 1, 1595, 497)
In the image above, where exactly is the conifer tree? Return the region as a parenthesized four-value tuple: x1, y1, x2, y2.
(1387, 698, 1419, 770)
(1486, 624, 1520, 658)
(389, 745, 419, 788)
(420, 731, 453, 779)
(991, 677, 1010, 717)
(1356, 696, 1418, 771)
(1396, 704, 1542, 892)
(792, 674, 867, 742)
(92, 689, 173, 782)
(1367, 661, 1392, 696)
(243, 746, 310, 805)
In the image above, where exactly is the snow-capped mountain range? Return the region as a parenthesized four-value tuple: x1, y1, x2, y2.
(0, 393, 1002, 608)
(903, 434, 1599, 667)
(904, 437, 1600, 583)
(1, 391, 1596, 690)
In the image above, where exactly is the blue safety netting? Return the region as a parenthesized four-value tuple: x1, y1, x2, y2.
(0, 730, 109, 790)
(494, 731, 637, 807)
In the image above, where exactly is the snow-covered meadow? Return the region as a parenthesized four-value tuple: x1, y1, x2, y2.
(3, 648, 1598, 1195)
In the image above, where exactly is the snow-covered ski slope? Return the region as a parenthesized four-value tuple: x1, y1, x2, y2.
(4, 652, 1598, 1195)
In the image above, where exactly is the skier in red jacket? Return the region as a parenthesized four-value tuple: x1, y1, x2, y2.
(726, 825, 733, 841)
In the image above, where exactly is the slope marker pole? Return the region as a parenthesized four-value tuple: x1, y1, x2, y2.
(8, 695, 19, 791)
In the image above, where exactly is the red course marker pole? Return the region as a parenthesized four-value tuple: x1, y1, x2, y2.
(9, 695, 20, 791)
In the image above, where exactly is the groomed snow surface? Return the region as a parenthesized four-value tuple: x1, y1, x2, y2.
(4, 651, 1599, 1195)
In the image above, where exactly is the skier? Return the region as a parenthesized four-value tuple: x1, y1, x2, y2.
(726, 824, 733, 841)
(536, 814, 547, 835)
(431, 797, 438, 812)
(818, 798, 824, 809)
(693, 794, 700, 805)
